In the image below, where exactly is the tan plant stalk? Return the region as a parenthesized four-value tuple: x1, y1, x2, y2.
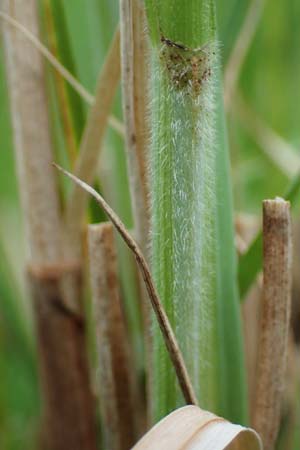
(242, 279, 262, 416)
(252, 198, 292, 450)
(0, 10, 124, 136)
(132, 0, 149, 220)
(119, 0, 149, 252)
(54, 164, 198, 406)
(65, 26, 121, 259)
(119, 0, 151, 414)
(282, 340, 300, 450)
(1, 2, 61, 263)
(1, 1, 97, 448)
(88, 223, 137, 450)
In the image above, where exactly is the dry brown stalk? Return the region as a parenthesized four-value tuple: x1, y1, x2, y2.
(242, 279, 262, 416)
(132, 0, 149, 219)
(120, 0, 149, 252)
(88, 223, 137, 450)
(65, 26, 121, 259)
(28, 266, 96, 450)
(54, 163, 198, 407)
(1, 0, 62, 264)
(120, 0, 151, 417)
(252, 198, 292, 450)
(281, 339, 300, 450)
(1, 1, 97, 448)
(0, 10, 124, 136)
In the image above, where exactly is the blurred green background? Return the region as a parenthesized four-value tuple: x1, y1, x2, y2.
(0, 0, 299, 448)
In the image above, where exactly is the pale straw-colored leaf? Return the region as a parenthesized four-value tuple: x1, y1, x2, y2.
(132, 406, 262, 450)
(64, 27, 121, 259)
(88, 223, 137, 449)
(120, 0, 149, 252)
(0, 10, 123, 136)
(1, 1, 97, 447)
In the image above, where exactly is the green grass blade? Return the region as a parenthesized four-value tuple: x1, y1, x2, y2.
(216, 0, 251, 63)
(49, 0, 86, 142)
(215, 87, 248, 424)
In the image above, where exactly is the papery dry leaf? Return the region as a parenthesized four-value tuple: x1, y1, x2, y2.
(132, 406, 262, 450)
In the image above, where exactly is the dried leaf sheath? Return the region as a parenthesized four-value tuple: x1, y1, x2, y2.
(120, 0, 149, 253)
(119, 0, 152, 417)
(88, 223, 136, 450)
(1, 1, 97, 448)
(1, 0, 62, 263)
(253, 198, 292, 450)
(28, 266, 96, 450)
(0, 10, 123, 135)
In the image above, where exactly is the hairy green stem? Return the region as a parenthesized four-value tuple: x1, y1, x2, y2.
(145, 0, 247, 423)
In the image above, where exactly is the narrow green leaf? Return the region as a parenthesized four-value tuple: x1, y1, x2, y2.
(215, 87, 248, 424)
(49, 0, 86, 141)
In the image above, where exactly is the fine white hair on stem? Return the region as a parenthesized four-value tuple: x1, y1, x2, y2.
(148, 35, 221, 419)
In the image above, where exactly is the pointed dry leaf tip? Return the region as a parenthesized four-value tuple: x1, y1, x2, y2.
(53, 163, 198, 406)
(132, 406, 262, 450)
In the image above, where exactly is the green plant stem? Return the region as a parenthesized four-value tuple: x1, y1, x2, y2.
(146, 0, 218, 420)
(145, 0, 247, 423)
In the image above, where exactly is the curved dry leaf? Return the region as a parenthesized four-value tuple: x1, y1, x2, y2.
(132, 406, 262, 450)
